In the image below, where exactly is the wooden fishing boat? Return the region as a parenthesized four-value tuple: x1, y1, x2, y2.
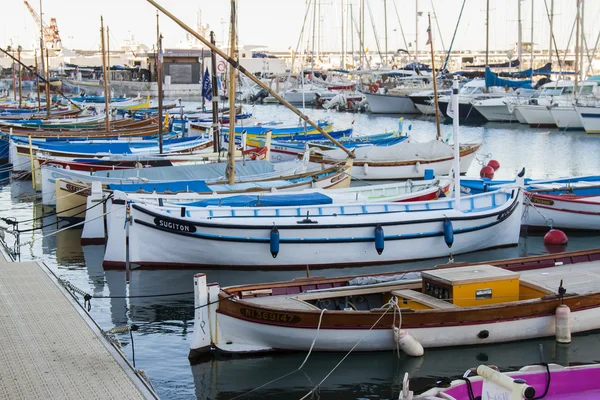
(189, 248, 600, 362)
(50, 158, 352, 220)
(306, 139, 482, 180)
(415, 363, 600, 399)
(248, 132, 406, 163)
(81, 176, 448, 244)
(523, 193, 600, 231)
(121, 185, 522, 269)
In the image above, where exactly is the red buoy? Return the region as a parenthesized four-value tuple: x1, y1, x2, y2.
(480, 165, 495, 179)
(544, 229, 568, 245)
(487, 159, 500, 171)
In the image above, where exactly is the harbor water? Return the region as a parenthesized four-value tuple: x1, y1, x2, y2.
(3, 103, 600, 399)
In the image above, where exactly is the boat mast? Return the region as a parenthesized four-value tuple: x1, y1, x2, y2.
(452, 80, 460, 211)
(210, 31, 220, 153)
(384, 0, 388, 66)
(17, 46, 22, 108)
(428, 13, 441, 141)
(580, 0, 585, 82)
(11, 50, 16, 102)
(517, 0, 522, 66)
(548, 0, 554, 65)
(360, 0, 364, 68)
(39, 0, 50, 117)
(574, 0, 580, 95)
(341, 0, 345, 68)
(485, 0, 489, 66)
(350, 3, 354, 67)
(415, 0, 419, 63)
(35, 50, 40, 111)
(107, 26, 111, 103)
(100, 16, 110, 132)
(156, 12, 163, 154)
(147, 0, 355, 157)
(312, 0, 317, 74)
(530, 0, 534, 79)
(227, 0, 237, 184)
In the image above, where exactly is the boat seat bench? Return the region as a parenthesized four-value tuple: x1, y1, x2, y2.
(390, 289, 460, 309)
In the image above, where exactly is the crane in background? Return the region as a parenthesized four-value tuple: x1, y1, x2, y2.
(23, 1, 62, 51)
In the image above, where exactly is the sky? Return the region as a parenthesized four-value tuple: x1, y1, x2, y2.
(1, 0, 598, 55)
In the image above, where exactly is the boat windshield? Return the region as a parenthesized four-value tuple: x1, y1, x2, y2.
(580, 85, 595, 95)
(540, 88, 564, 96)
(460, 86, 484, 95)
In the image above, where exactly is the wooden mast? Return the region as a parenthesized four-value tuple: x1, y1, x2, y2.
(100, 16, 110, 132)
(210, 31, 220, 153)
(157, 11, 163, 154)
(39, 0, 50, 117)
(17, 46, 22, 108)
(45, 48, 50, 115)
(428, 13, 441, 141)
(146, 0, 354, 157)
(35, 50, 41, 111)
(11, 49, 16, 102)
(107, 26, 111, 103)
(227, 0, 237, 184)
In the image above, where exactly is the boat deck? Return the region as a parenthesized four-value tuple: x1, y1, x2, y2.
(240, 260, 600, 312)
(520, 260, 600, 295)
(0, 250, 156, 399)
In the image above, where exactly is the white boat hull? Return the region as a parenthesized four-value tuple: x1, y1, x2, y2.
(281, 90, 318, 105)
(341, 149, 478, 181)
(212, 305, 600, 353)
(364, 92, 420, 114)
(550, 106, 583, 130)
(473, 103, 516, 122)
(515, 104, 556, 127)
(112, 189, 523, 269)
(575, 105, 600, 134)
(523, 194, 600, 230)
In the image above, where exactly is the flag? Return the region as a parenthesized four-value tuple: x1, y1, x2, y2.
(202, 68, 212, 101)
(425, 24, 432, 46)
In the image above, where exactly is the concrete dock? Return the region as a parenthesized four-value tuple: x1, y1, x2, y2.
(0, 248, 158, 399)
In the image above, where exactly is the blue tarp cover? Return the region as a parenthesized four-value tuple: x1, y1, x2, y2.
(181, 192, 333, 207)
(485, 67, 532, 89)
(107, 180, 212, 193)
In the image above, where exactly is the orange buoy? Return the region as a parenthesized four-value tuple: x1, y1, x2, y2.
(487, 159, 500, 171)
(369, 83, 379, 93)
(480, 165, 495, 179)
(544, 229, 568, 245)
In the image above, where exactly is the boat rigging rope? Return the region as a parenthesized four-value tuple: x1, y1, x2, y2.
(523, 192, 554, 229)
(230, 308, 328, 400)
(299, 300, 396, 400)
(15, 207, 111, 248)
(15, 193, 111, 233)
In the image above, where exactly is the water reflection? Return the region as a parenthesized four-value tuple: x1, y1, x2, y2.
(191, 332, 600, 399)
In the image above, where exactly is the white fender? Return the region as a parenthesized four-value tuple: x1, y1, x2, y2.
(394, 327, 424, 357)
(363, 163, 369, 176)
(555, 304, 571, 344)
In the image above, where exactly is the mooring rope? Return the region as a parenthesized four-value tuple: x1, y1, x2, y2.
(230, 308, 328, 400)
(299, 301, 396, 400)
